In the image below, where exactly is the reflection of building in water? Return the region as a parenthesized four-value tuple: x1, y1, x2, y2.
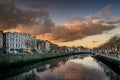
(97, 61, 120, 80)
(58, 58, 68, 66)
(7, 69, 36, 80)
(68, 54, 88, 59)
(7, 57, 69, 80)
(6, 55, 118, 80)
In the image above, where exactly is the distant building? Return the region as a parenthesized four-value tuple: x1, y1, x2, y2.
(77, 46, 85, 51)
(0, 31, 3, 53)
(50, 43, 60, 53)
(3, 32, 37, 54)
(67, 47, 74, 52)
(45, 41, 50, 52)
(37, 40, 50, 53)
(77, 46, 90, 52)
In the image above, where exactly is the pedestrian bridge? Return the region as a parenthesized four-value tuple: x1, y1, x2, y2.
(73, 51, 94, 54)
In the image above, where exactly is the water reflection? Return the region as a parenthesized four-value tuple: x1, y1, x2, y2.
(97, 61, 120, 80)
(6, 55, 120, 80)
(33, 57, 109, 80)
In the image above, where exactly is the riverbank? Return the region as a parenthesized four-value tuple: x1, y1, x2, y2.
(94, 54, 120, 75)
(95, 54, 120, 65)
(0, 53, 72, 68)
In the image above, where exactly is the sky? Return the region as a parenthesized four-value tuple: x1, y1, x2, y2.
(0, 0, 120, 48)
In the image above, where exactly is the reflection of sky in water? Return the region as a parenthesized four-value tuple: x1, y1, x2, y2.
(34, 57, 109, 80)
(69, 57, 102, 70)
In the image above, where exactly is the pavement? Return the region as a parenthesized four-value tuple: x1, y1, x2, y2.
(100, 54, 120, 62)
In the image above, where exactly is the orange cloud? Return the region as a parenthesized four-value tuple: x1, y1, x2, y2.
(92, 19, 103, 24)
(36, 20, 116, 43)
(0, 3, 117, 43)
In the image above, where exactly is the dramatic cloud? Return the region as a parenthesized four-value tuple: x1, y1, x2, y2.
(0, 0, 32, 29)
(39, 20, 115, 42)
(69, 5, 112, 23)
(92, 41, 99, 43)
(0, 0, 55, 34)
(81, 5, 112, 21)
(107, 18, 120, 24)
(115, 19, 120, 23)
(0, 1, 118, 42)
(92, 19, 104, 24)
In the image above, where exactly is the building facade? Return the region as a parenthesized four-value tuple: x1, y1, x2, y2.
(3, 32, 37, 54)
(45, 41, 50, 52)
(37, 40, 50, 53)
(0, 31, 3, 53)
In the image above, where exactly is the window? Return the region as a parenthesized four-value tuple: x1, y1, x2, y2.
(7, 43, 9, 47)
(16, 35, 18, 38)
(16, 44, 17, 47)
(14, 44, 16, 47)
(10, 43, 12, 47)
(10, 38, 12, 42)
(6, 39, 9, 42)
(16, 39, 18, 42)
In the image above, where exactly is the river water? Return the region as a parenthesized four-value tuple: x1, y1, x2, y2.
(3, 54, 120, 80)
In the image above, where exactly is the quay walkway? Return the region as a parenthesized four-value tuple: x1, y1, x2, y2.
(95, 54, 120, 66)
(99, 54, 120, 62)
(95, 54, 120, 75)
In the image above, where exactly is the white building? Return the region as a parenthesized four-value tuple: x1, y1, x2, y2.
(45, 41, 50, 52)
(37, 40, 51, 53)
(3, 32, 37, 54)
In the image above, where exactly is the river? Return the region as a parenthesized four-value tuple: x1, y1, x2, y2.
(1, 54, 120, 80)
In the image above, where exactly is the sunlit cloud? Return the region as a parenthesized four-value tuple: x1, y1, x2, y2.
(92, 19, 104, 24)
(92, 41, 99, 43)
(0, 1, 119, 45)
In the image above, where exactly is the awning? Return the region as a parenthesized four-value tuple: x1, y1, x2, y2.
(24, 48, 31, 52)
